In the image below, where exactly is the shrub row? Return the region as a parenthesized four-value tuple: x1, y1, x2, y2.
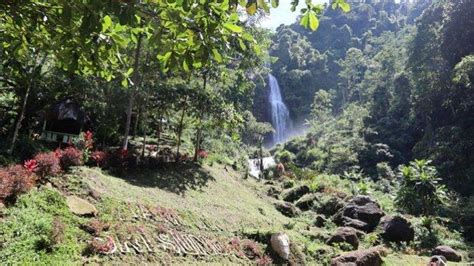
(0, 147, 84, 203)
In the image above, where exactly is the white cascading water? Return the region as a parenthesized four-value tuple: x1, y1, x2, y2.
(268, 74, 292, 144)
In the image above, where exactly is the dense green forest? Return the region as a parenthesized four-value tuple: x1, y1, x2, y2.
(0, 0, 473, 265)
(260, 0, 474, 205)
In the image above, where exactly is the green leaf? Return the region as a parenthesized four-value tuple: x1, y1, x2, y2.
(271, 0, 279, 8)
(339, 2, 351, 12)
(300, 12, 309, 28)
(212, 48, 223, 63)
(157, 51, 172, 65)
(121, 78, 128, 87)
(102, 15, 112, 32)
(246, 2, 257, 15)
(183, 59, 190, 72)
(239, 39, 247, 50)
(308, 11, 319, 31)
(224, 23, 243, 33)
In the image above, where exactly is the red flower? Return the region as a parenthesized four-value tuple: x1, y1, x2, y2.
(84, 131, 94, 149)
(24, 159, 38, 173)
(84, 131, 93, 142)
(54, 148, 62, 158)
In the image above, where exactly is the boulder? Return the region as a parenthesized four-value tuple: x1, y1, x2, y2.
(379, 215, 414, 242)
(313, 214, 327, 227)
(428, 255, 447, 266)
(331, 246, 385, 266)
(334, 196, 384, 232)
(89, 189, 101, 200)
(66, 196, 98, 216)
(432, 245, 462, 262)
(282, 185, 310, 202)
(282, 180, 295, 189)
(270, 232, 290, 260)
(295, 193, 319, 211)
(316, 195, 345, 216)
(267, 186, 282, 199)
(274, 201, 301, 217)
(327, 227, 360, 250)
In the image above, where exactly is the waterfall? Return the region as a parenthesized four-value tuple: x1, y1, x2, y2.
(268, 74, 292, 144)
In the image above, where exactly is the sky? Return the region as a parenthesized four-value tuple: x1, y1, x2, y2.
(259, 0, 329, 30)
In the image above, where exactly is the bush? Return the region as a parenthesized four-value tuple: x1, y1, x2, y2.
(395, 160, 448, 216)
(60, 147, 83, 170)
(0, 164, 35, 201)
(275, 150, 296, 164)
(33, 152, 61, 179)
(90, 151, 107, 167)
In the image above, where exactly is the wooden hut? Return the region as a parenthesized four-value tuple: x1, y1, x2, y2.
(41, 99, 87, 144)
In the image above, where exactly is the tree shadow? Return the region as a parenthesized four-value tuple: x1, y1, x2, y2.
(111, 161, 215, 196)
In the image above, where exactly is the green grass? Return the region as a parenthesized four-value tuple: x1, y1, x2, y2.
(0, 188, 88, 264)
(79, 164, 290, 234)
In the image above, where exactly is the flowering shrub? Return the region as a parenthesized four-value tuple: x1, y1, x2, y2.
(88, 236, 116, 254)
(60, 147, 83, 170)
(256, 255, 273, 266)
(90, 151, 107, 167)
(24, 159, 38, 173)
(241, 239, 263, 259)
(84, 131, 93, 149)
(81, 219, 110, 236)
(0, 165, 35, 200)
(33, 152, 61, 178)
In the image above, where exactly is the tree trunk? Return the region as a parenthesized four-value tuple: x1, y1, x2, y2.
(193, 116, 203, 162)
(133, 108, 140, 138)
(175, 98, 188, 162)
(8, 84, 31, 154)
(8, 54, 47, 154)
(259, 139, 264, 172)
(193, 75, 207, 162)
(122, 33, 143, 150)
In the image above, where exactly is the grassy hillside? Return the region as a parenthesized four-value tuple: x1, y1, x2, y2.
(1, 162, 472, 265)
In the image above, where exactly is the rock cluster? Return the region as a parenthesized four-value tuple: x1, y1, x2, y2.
(327, 227, 360, 250)
(379, 215, 414, 242)
(333, 196, 384, 232)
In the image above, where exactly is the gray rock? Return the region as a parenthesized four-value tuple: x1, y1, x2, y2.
(313, 214, 327, 227)
(334, 196, 384, 232)
(327, 227, 360, 250)
(428, 255, 447, 266)
(316, 195, 345, 216)
(295, 193, 319, 211)
(432, 245, 462, 262)
(331, 246, 385, 266)
(380, 215, 414, 242)
(267, 186, 282, 199)
(66, 196, 98, 216)
(270, 232, 290, 260)
(275, 201, 301, 217)
(282, 185, 310, 202)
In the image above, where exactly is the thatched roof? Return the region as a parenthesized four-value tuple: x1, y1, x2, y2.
(45, 99, 87, 124)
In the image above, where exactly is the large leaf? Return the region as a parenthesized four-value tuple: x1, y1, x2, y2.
(212, 48, 223, 63)
(308, 11, 319, 31)
(246, 0, 257, 15)
(223, 23, 243, 33)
